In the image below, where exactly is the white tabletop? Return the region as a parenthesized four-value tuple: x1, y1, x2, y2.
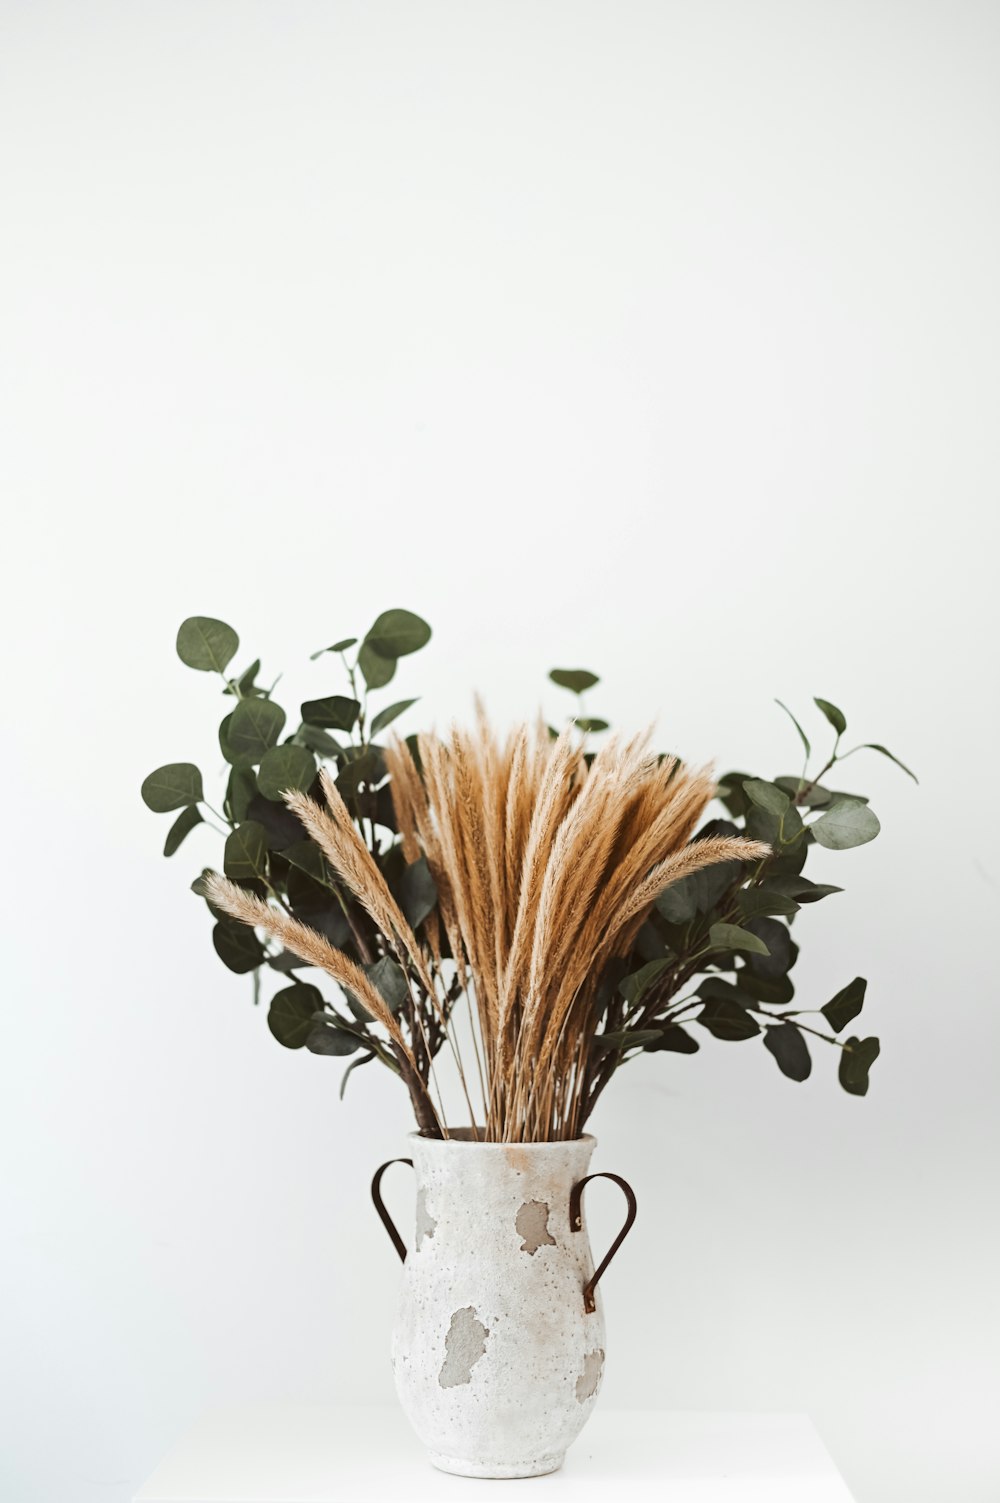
(134, 1403, 855, 1503)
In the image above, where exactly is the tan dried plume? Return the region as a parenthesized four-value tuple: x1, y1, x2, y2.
(385, 716, 770, 1141)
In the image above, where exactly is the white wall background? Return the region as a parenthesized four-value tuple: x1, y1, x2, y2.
(2, 2, 998, 1499)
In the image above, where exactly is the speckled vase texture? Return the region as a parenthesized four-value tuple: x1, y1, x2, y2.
(390, 1131, 606, 1478)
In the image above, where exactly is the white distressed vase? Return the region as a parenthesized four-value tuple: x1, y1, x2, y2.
(371, 1131, 636, 1479)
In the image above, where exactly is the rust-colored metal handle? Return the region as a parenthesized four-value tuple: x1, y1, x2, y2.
(371, 1158, 414, 1262)
(569, 1171, 638, 1314)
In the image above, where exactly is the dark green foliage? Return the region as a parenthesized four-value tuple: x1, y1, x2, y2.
(822, 977, 868, 1033)
(141, 763, 203, 812)
(144, 616, 911, 1109)
(763, 1024, 812, 1081)
(839, 1036, 880, 1095)
(268, 983, 324, 1049)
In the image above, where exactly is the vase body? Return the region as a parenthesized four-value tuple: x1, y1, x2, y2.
(389, 1131, 606, 1478)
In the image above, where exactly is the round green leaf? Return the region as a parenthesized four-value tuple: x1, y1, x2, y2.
(223, 821, 269, 880)
(698, 1000, 761, 1041)
(708, 921, 770, 956)
(225, 765, 258, 824)
(743, 780, 790, 816)
(212, 920, 264, 974)
(268, 983, 323, 1049)
(227, 697, 286, 761)
(362, 956, 410, 1014)
(358, 640, 397, 689)
(398, 856, 438, 928)
(163, 803, 203, 856)
(839, 1035, 880, 1096)
(257, 744, 316, 801)
(822, 976, 867, 1033)
(810, 799, 880, 850)
(550, 668, 600, 694)
(176, 616, 239, 673)
(141, 762, 204, 813)
(763, 1023, 812, 1081)
(646, 1025, 700, 1054)
(300, 695, 361, 731)
(364, 609, 431, 658)
(307, 1020, 362, 1056)
(573, 716, 610, 733)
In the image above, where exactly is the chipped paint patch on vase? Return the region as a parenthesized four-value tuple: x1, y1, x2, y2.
(390, 1132, 607, 1479)
(575, 1348, 604, 1402)
(438, 1307, 489, 1388)
(414, 1187, 437, 1250)
(515, 1199, 556, 1255)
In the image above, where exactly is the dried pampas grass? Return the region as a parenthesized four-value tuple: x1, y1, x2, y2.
(205, 714, 768, 1142)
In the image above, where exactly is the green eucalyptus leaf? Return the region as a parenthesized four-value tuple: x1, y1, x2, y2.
(839, 1035, 880, 1096)
(858, 744, 919, 783)
(283, 840, 338, 890)
(762, 874, 843, 904)
(618, 960, 669, 1006)
(399, 856, 438, 928)
(294, 723, 344, 758)
(163, 803, 203, 856)
(596, 1028, 664, 1054)
(573, 716, 610, 733)
(176, 616, 239, 673)
(646, 1025, 700, 1054)
(775, 699, 811, 759)
(227, 697, 286, 762)
(814, 697, 847, 735)
(246, 792, 306, 851)
(223, 821, 269, 880)
(763, 1023, 812, 1081)
(738, 968, 795, 1005)
(223, 658, 261, 696)
(708, 922, 770, 957)
(336, 745, 387, 797)
(745, 918, 795, 978)
(810, 799, 880, 850)
(257, 744, 316, 801)
(822, 976, 867, 1032)
(300, 696, 361, 731)
(266, 950, 306, 975)
(774, 776, 832, 808)
(370, 699, 418, 736)
(268, 983, 324, 1049)
(363, 956, 410, 1014)
(141, 762, 204, 813)
(716, 771, 753, 818)
(310, 637, 358, 660)
(225, 765, 258, 824)
(364, 609, 431, 658)
(743, 779, 790, 816)
(212, 920, 264, 974)
(339, 1049, 376, 1099)
(550, 668, 600, 694)
(698, 1000, 760, 1041)
(307, 1020, 362, 1056)
(357, 640, 397, 689)
(737, 887, 799, 920)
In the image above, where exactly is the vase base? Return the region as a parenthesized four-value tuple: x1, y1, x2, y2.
(428, 1449, 565, 1479)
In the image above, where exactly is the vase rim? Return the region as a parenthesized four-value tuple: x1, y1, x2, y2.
(408, 1129, 596, 1149)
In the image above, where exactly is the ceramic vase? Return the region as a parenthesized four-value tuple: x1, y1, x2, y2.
(371, 1130, 636, 1479)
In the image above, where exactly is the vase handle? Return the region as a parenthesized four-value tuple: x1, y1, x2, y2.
(371, 1158, 414, 1263)
(569, 1172, 638, 1314)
